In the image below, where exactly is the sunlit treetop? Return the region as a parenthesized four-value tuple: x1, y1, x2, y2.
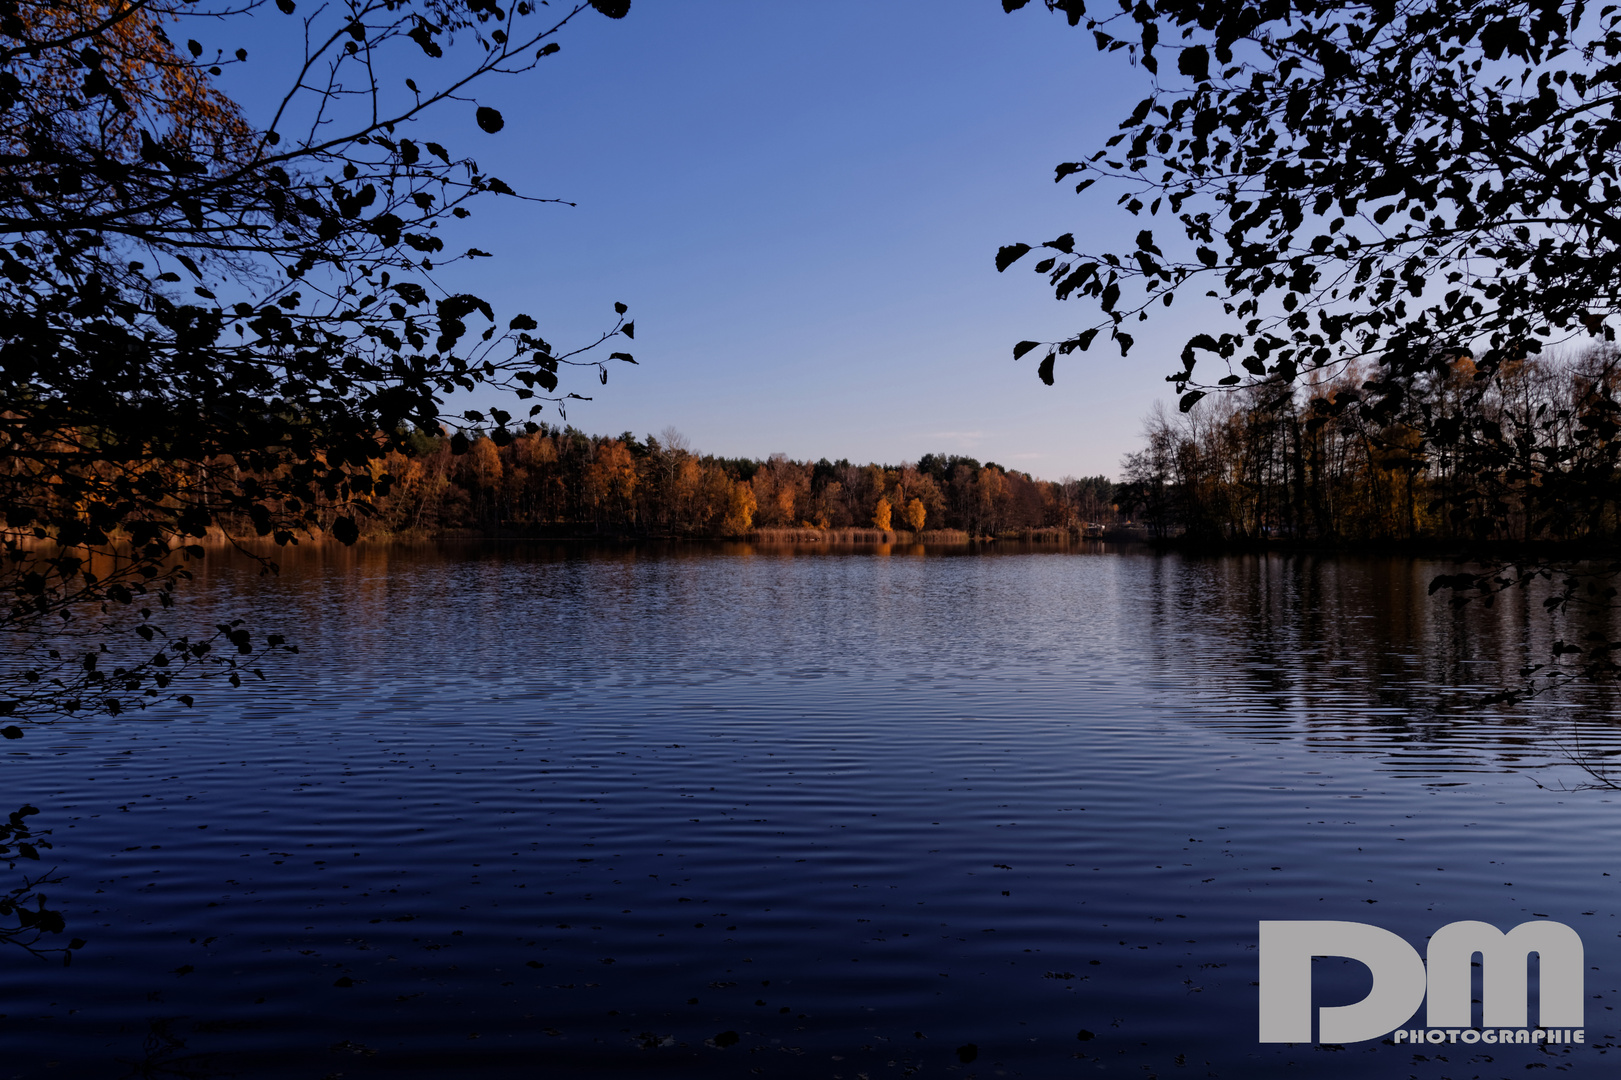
(2, 1, 255, 169)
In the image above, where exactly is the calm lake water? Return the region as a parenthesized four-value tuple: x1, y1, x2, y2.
(3, 542, 1620, 1078)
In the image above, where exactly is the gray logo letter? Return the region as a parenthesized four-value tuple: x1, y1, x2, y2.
(1426, 920, 1583, 1028)
(1259, 921, 1426, 1043)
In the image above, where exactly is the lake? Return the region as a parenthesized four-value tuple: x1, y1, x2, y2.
(2, 541, 1618, 1078)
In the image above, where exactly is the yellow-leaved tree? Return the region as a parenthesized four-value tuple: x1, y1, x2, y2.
(905, 497, 927, 532)
(872, 497, 892, 531)
(721, 481, 756, 537)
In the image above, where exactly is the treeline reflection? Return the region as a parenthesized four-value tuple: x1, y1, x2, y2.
(1137, 553, 1621, 779)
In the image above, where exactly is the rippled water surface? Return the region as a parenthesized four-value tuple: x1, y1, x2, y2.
(4, 542, 1621, 1078)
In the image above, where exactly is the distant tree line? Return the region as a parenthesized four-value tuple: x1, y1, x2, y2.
(344, 427, 1116, 539)
(1117, 347, 1621, 547)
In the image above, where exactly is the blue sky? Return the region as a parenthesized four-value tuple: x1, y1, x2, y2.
(222, 1, 1208, 479)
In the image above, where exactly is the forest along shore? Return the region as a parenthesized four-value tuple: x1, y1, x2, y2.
(287, 427, 1121, 542)
(1117, 350, 1621, 550)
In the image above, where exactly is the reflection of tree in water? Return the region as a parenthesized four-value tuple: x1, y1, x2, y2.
(0, 803, 82, 963)
(117, 1017, 219, 1080)
(1140, 554, 1621, 778)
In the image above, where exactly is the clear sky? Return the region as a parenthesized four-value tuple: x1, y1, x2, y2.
(224, 0, 1209, 479)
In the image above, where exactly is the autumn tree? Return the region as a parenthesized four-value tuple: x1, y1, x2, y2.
(721, 481, 756, 537)
(0, 0, 637, 731)
(749, 454, 807, 528)
(584, 439, 637, 531)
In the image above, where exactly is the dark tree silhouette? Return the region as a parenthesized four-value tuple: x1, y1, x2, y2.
(1000, 0, 1618, 397)
(0, 0, 636, 731)
(1000, 0, 1621, 699)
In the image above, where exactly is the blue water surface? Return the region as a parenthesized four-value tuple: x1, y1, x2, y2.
(1, 542, 1618, 1078)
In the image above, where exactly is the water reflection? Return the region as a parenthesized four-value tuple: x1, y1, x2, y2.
(1130, 553, 1621, 778)
(2, 542, 1617, 1078)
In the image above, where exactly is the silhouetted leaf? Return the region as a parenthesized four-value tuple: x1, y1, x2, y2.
(1177, 44, 1208, 79)
(995, 243, 1031, 272)
(408, 22, 441, 57)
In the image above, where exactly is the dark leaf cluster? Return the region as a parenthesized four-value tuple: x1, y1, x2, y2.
(1003, 0, 1621, 413)
(0, 804, 81, 963)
